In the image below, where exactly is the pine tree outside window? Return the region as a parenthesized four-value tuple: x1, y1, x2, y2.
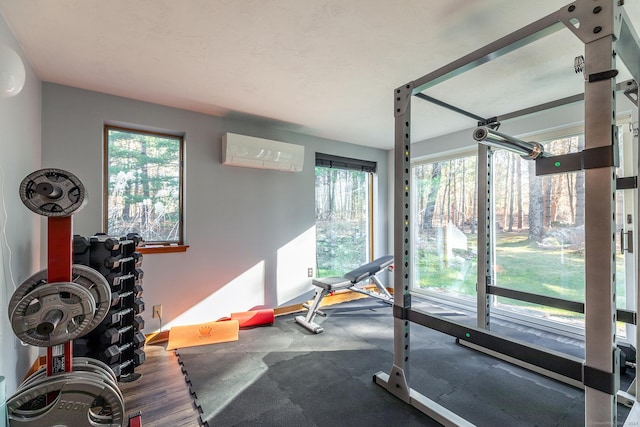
(104, 125, 184, 245)
(315, 153, 375, 277)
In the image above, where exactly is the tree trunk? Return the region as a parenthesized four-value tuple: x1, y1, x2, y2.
(567, 173, 575, 223)
(516, 157, 523, 229)
(574, 135, 585, 226)
(445, 161, 452, 224)
(528, 161, 544, 241)
(502, 154, 510, 231)
(451, 160, 457, 225)
(423, 163, 442, 230)
(544, 178, 552, 227)
(461, 158, 466, 230)
(508, 155, 515, 232)
(471, 164, 477, 234)
(140, 138, 150, 230)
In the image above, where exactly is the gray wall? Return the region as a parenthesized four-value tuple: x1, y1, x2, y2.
(0, 16, 41, 394)
(41, 83, 390, 332)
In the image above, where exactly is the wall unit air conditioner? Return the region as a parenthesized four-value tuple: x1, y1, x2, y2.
(222, 133, 304, 172)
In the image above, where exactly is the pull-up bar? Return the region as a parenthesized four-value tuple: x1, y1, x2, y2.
(473, 126, 546, 160)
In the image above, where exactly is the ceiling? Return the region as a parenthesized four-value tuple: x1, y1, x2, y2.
(1, 0, 639, 150)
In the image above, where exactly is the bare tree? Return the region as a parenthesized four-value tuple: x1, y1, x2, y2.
(528, 161, 544, 241)
(516, 157, 523, 229)
(507, 155, 516, 231)
(574, 135, 585, 226)
(423, 162, 442, 230)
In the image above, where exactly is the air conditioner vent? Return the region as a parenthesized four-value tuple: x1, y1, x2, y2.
(222, 133, 304, 172)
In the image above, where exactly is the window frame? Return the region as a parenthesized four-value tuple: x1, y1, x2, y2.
(314, 153, 376, 277)
(103, 124, 186, 251)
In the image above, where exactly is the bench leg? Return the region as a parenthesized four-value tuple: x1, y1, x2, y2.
(295, 289, 328, 333)
(370, 275, 393, 301)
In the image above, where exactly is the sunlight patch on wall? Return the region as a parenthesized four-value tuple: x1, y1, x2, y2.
(276, 226, 315, 306)
(165, 261, 266, 328)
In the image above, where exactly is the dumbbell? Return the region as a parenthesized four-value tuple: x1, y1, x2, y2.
(106, 358, 135, 379)
(73, 337, 94, 357)
(117, 275, 135, 292)
(132, 315, 144, 331)
(109, 274, 134, 293)
(91, 234, 120, 252)
(98, 342, 133, 365)
(110, 290, 121, 307)
(119, 239, 135, 257)
(73, 235, 91, 265)
(101, 308, 133, 326)
(119, 257, 136, 274)
(105, 272, 123, 290)
(133, 283, 143, 298)
(104, 255, 129, 271)
(109, 353, 145, 379)
(132, 252, 143, 268)
(114, 290, 133, 305)
(134, 298, 145, 314)
(126, 232, 144, 247)
(133, 348, 146, 366)
(133, 331, 146, 349)
(99, 325, 134, 346)
(133, 267, 144, 282)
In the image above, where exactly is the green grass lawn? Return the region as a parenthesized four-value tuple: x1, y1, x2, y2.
(416, 231, 626, 321)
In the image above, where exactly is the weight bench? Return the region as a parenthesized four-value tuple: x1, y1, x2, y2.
(295, 255, 394, 334)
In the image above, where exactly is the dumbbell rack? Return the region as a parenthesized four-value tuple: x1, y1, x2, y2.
(47, 219, 144, 426)
(6, 168, 143, 427)
(72, 233, 146, 381)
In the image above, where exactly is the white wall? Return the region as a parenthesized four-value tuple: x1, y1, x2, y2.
(41, 84, 390, 332)
(0, 16, 41, 394)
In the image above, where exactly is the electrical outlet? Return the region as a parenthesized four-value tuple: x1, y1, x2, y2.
(152, 305, 162, 318)
(307, 267, 313, 277)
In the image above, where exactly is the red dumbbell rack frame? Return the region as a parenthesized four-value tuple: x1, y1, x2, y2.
(46, 216, 73, 375)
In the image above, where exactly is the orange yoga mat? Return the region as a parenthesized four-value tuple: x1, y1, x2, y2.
(166, 319, 239, 350)
(230, 309, 274, 328)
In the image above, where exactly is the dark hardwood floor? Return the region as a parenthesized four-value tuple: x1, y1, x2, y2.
(119, 343, 202, 426)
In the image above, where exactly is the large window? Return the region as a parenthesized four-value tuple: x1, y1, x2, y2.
(412, 125, 634, 335)
(491, 136, 586, 327)
(412, 153, 478, 300)
(315, 153, 375, 277)
(104, 125, 184, 244)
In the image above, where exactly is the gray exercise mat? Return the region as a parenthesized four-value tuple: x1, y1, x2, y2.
(176, 299, 631, 426)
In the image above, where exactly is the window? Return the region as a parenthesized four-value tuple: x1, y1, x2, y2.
(104, 125, 184, 245)
(491, 136, 586, 328)
(411, 152, 478, 301)
(315, 153, 375, 277)
(412, 126, 633, 336)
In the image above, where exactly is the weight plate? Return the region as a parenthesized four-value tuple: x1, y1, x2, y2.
(9, 265, 111, 337)
(70, 370, 123, 403)
(8, 372, 124, 426)
(19, 168, 87, 217)
(70, 265, 111, 333)
(19, 359, 121, 399)
(10, 282, 96, 347)
(18, 373, 124, 413)
(67, 369, 124, 403)
(8, 273, 47, 321)
(75, 357, 119, 385)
